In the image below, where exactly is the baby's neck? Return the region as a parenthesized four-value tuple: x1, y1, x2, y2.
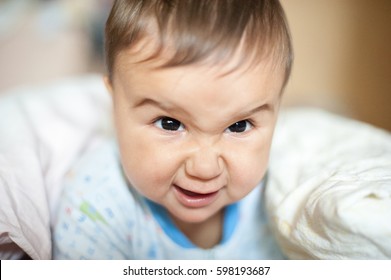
(171, 211, 223, 249)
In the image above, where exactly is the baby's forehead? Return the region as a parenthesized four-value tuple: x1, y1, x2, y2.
(114, 45, 285, 108)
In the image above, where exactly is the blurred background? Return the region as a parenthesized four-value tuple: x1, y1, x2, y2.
(280, 0, 391, 131)
(0, 0, 390, 131)
(0, 0, 112, 88)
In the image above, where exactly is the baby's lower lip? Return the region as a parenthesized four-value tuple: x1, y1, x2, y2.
(173, 185, 219, 208)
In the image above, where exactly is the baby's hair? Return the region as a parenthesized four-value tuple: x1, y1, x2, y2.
(105, 0, 293, 86)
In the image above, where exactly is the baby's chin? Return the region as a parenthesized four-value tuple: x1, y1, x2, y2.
(167, 204, 225, 225)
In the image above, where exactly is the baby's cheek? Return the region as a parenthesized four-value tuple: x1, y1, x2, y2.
(228, 147, 269, 197)
(238, 161, 266, 188)
(124, 146, 178, 193)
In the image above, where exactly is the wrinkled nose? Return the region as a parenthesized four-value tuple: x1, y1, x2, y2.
(185, 147, 223, 180)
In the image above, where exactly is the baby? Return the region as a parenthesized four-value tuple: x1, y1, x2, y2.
(53, 0, 293, 259)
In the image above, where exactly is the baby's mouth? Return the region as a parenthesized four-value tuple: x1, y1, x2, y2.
(178, 187, 217, 197)
(173, 185, 219, 208)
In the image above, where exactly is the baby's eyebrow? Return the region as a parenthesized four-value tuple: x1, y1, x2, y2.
(133, 97, 273, 119)
(133, 98, 171, 111)
(238, 103, 273, 119)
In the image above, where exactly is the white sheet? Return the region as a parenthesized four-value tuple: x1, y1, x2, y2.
(266, 109, 391, 259)
(0, 75, 112, 259)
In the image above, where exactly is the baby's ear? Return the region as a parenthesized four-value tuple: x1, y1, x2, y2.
(103, 75, 114, 96)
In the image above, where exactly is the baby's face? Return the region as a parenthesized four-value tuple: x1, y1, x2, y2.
(108, 49, 284, 226)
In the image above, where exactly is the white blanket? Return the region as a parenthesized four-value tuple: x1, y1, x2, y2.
(0, 75, 112, 259)
(266, 109, 391, 259)
(0, 75, 390, 259)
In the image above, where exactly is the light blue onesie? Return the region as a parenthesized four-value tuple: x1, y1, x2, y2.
(52, 140, 284, 259)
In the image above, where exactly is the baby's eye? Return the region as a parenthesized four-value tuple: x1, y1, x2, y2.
(154, 117, 184, 131)
(225, 120, 253, 133)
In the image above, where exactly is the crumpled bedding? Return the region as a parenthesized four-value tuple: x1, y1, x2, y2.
(0, 75, 390, 259)
(0, 75, 112, 259)
(266, 109, 391, 259)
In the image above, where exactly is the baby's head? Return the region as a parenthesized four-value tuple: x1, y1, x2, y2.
(104, 0, 292, 241)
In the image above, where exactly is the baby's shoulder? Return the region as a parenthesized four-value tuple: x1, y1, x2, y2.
(61, 139, 129, 201)
(57, 139, 144, 222)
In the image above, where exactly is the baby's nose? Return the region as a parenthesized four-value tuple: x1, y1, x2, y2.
(185, 147, 223, 180)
